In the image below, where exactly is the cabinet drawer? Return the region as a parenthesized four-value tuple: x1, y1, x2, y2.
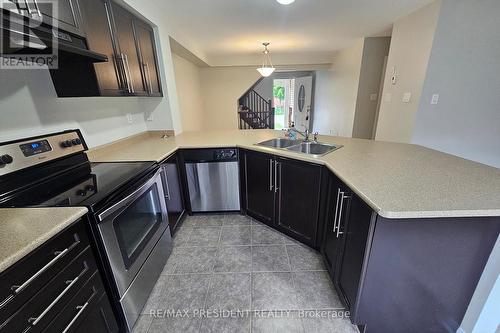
(0, 220, 90, 324)
(0, 246, 97, 333)
(43, 272, 117, 333)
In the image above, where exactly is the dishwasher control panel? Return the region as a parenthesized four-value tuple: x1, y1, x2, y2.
(214, 149, 237, 161)
(182, 148, 238, 163)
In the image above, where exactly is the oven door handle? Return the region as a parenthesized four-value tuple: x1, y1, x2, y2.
(97, 168, 164, 222)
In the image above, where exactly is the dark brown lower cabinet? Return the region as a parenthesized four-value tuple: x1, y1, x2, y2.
(336, 194, 375, 314)
(322, 174, 348, 279)
(242, 149, 326, 247)
(0, 219, 118, 333)
(321, 173, 499, 333)
(243, 150, 275, 225)
(321, 173, 376, 321)
(160, 154, 186, 233)
(275, 156, 322, 245)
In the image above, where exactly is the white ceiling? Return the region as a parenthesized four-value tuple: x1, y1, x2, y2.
(162, 0, 434, 66)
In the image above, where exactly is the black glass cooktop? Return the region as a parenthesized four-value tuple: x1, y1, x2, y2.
(0, 160, 155, 209)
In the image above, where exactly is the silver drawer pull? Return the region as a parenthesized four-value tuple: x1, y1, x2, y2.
(274, 161, 279, 193)
(7, 237, 80, 300)
(333, 188, 341, 232)
(61, 287, 97, 333)
(269, 159, 273, 191)
(28, 262, 88, 326)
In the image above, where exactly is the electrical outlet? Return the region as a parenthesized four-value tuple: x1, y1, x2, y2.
(127, 113, 133, 124)
(370, 93, 378, 101)
(147, 112, 154, 121)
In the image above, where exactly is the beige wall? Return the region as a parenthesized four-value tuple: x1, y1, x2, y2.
(374, 0, 441, 143)
(172, 54, 204, 132)
(313, 39, 364, 137)
(352, 37, 391, 139)
(199, 67, 261, 130)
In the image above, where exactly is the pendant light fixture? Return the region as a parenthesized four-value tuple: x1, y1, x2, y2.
(257, 42, 275, 77)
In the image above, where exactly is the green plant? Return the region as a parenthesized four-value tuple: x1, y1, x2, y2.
(273, 85, 285, 100)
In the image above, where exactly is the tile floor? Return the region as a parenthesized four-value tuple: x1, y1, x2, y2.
(133, 214, 359, 333)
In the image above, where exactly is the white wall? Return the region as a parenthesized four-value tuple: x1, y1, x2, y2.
(460, 236, 500, 333)
(0, 0, 177, 148)
(313, 39, 364, 137)
(375, 0, 441, 143)
(172, 53, 204, 132)
(352, 37, 391, 139)
(412, 0, 500, 168)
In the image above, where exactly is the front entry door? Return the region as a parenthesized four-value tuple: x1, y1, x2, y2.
(293, 76, 313, 131)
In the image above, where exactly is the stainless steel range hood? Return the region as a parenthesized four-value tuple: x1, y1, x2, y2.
(1, 6, 109, 97)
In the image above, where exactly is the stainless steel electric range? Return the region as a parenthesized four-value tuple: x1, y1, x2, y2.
(0, 129, 172, 331)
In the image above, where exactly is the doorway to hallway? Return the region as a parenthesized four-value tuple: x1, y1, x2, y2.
(238, 72, 315, 131)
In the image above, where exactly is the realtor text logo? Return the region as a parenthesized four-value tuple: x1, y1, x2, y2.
(0, 0, 59, 69)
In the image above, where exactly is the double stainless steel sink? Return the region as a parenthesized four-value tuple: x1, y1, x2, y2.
(256, 138, 342, 157)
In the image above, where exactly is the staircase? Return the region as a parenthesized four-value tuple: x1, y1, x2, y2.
(238, 89, 274, 129)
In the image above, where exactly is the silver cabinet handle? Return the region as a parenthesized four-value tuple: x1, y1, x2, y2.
(274, 161, 279, 193)
(336, 192, 351, 238)
(61, 287, 97, 333)
(143, 62, 153, 94)
(26, 0, 41, 18)
(333, 188, 341, 232)
(269, 159, 273, 191)
(116, 54, 130, 93)
(123, 53, 135, 93)
(28, 262, 88, 326)
(163, 169, 171, 200)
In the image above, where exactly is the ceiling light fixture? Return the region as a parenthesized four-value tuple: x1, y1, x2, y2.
(257, 42, 275, 77)
(276, 0, 295, 5)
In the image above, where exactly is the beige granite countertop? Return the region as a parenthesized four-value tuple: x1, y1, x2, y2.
(87, 130, 500, 219)
(0, 207, 88, 273)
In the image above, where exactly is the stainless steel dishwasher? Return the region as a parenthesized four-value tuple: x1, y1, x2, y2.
(183, 148, 241, 212)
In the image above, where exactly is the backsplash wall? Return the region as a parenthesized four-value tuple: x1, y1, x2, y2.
(0, 67, 172, 148)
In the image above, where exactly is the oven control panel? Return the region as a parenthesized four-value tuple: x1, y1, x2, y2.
(0, 130, 87, 176)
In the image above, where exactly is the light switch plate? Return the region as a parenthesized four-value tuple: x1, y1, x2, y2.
(402, 92, 412, 103)
(147, 112, 154, 121)
(431, 94, 440, 105)
(127, 113, 133, 124)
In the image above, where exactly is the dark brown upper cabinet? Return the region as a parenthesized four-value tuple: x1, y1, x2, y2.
(109, 2, 148, 96)
(4, 0, 86, 37)
(78, 0, 122, 95)
(79, 0, 163, 97)
(37, 0, 86, 37)
(134, 20, 162, 96)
